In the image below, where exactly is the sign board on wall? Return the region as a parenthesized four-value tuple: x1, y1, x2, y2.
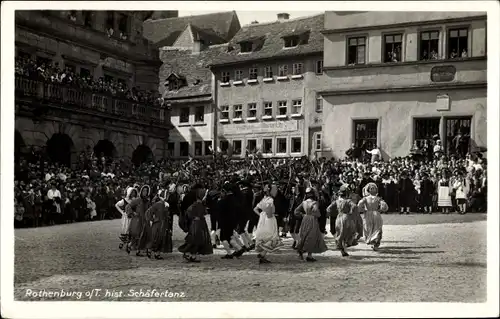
(430, 66, 456, 82)
(221, 120, 299, 135)
(436, 94, 450, 111)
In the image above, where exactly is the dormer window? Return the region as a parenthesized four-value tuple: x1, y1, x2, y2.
(240, 41, 253, 53)
(168, 80, 179, 91)
(284, 36, 299, 48)
(165, 73, 187, 91)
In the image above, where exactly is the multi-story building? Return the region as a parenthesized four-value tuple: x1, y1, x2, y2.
(209, 13, 325, 158)
(145, 11, 241, 158)
(318, 11, 487, 159)
(15, 10, 173, 166)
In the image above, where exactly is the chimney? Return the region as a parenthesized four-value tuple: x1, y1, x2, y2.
(277, 13, 290, 22)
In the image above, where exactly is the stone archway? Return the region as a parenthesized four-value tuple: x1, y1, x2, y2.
(46, 133, 74, 167)
(131, 144, 154, 166)
(93, 139, 117, 159)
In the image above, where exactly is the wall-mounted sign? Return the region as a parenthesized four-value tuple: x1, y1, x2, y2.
(221, 120, 299, 135)
(430, 65, 456, 82)
(436, 94, 451, 111)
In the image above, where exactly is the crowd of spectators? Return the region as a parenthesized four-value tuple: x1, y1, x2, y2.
(15, 56, 163, 106)
(14, 141, 488, 229)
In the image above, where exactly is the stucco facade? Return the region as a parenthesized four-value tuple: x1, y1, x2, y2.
(318, 11, 487, 159)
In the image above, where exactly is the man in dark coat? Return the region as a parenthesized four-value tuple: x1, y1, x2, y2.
(235, 180, 254, 250)
(217, 182, 245, 259)
(398, 171, 414, 214)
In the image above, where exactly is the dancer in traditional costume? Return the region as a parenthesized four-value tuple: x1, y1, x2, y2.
(235, 180, 254, 250)
(327, 185, 361, 257)
(125, 185, 151, 256)
(288, 184, 304, 249)
(294, 188, 328, 262)
(357, 183, 388, 251)
(115, 187, 137, 250)
(145, 190, 172, 259)
(178, 186, 213, 262)
(217, 182, 246, 259)
(437, 170, 452, 213)
(253, 183, 283, 264)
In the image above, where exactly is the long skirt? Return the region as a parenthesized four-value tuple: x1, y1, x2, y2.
(363, 210, 383, 246)
(437, 186, 452, 207)
(120, 215, 131, 243)
(178, 217, 213, 255)
(128, 216, 143, 250)
(254, 212, 283, 253)
(150, 219, 173, 253)
(139, 222, 153, 250)
(335, 213, 358, 249)
(296, 215, 327, 253)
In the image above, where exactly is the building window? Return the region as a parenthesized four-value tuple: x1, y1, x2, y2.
(83, 11, 93, 27)
(347, 36, 366, 65)
(448, 28, 468, 59)
(247, 103, 257, 118)
(249, 68, 258, 80)
(168, 79, 179, 91)
(277, 138, 287, 154)
(264, 102, 273, 116)
(194, 141, 203, 156)
(314, 133, 322, 151)
(291, 137, 302, 153)
(180, 142, 189, 157)
(240, 41, 253, 53)
(414, 118, 440, 148)
(354, 120, 378, 149)
(445, 117, 472, 156)
(292, 63, 303, 75)
(233, 140, 242, 155)
(167, 142, 175, 157)
(315, 96, 323, 112)
(220, 140, 229, 154)
(234, 70, 243, 81)
(221, 71, 230, 83)
(284, 36, 299, 48)
(278, 65, 288, 76)
(419, 31, 440, 60)
(195, 106, 204, 122)
(233, 104, 243, 119)
(315, 60, 323, 74)
(79, 67, 91, 78)
(220, 105, 229, 120)
(263, 139, 273, 154)
(247, 139, 257, 153)
(292, 99, 302, 114)
(106, 11, 114, 31)
(383, 34, 402, 63)
(264, 66, 273, 78)
(204, 141, 212, 155)
(278, 101, 287, 116)
(179, 107, 189, 123)
(118, 13, 129, 40)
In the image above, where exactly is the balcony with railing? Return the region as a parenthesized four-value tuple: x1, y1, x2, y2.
(15, 76, 171, 128)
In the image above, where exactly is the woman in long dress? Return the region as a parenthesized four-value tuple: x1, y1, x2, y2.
(146, 190, 172, 259)
(294, 188, 328, 262)
(453, 171, 468, 214)
(357, 182, 388, 251)
(327, 184, 361, 257)
(178, 186, 213, 262)
(125, 185, 151, 256)
(253, 183, 284, 264)
(115, 187, 137, 250)
(437, 171, 452, 213)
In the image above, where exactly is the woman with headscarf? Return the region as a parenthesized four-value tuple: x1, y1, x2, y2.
(115, 187, 137, 250)
(327, 184, 361, 257)
(253, 182, 284, 264)
(125, 185, 151, 256)
(145, 190, 172, 259)
(294, 187, 328, 262)
(178, 185, 213, 262)
(357, 182, 388, 251)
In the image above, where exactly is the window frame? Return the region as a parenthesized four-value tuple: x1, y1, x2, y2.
(204, 141, 212, 156)
(276, 138, 287, 154)
(447, 26, 469, 59)
(292, 99, 302, 115)
(179, 107, 190, 123)
(315, 60, 323, 74)
(284, 36, 299, 48)
(292, 63, 303, 75)
(221, 71, 230, 83)
(346, 36, 367, 65)
(234, 69, 243, 81)
(315, 96, 323, 113)
(382, 33, 403, 63)
(262, 138, 273, 154)
(314, 133, 322, 152)
(167, 142, 175, 157)
(278, 64, 288, 77)
(179, 142, 189, 157)
(413, 117, 441, 149)
(264, 66, 273, 78)
(220, 140, 229, 154)
(418, 29, 440, 61)
(249, 67, 258, 80)
(194, 141, 203, 156)
(232, 140, 242, 155)
(353, 119, 379, 149)
(444, 116, 473, 155)
(247, 139, 257, 153)
(291, 137, 302, 154)
(233, 104, 243, 119)
(220, 105, 230, 120)
(194, 105, 205, 123)
(277, 100, 288, 116)
(240, 41, 253, 53)
(263, 102, 273, 117)
(247, 103, 257, 118)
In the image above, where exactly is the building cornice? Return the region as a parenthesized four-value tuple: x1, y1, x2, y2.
(318, 81, 487, 96)
(321, 14, 487, 35)
(163, 94, 212, 104)
(208, 51, 323, 69)
(323, 56, 486, 71)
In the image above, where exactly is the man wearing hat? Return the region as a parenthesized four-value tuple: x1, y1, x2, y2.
(234, 179, 254, 251)
(217, 181, 246, 259)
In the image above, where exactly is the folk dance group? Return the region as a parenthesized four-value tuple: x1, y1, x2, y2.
(114, 180, 388, 263)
